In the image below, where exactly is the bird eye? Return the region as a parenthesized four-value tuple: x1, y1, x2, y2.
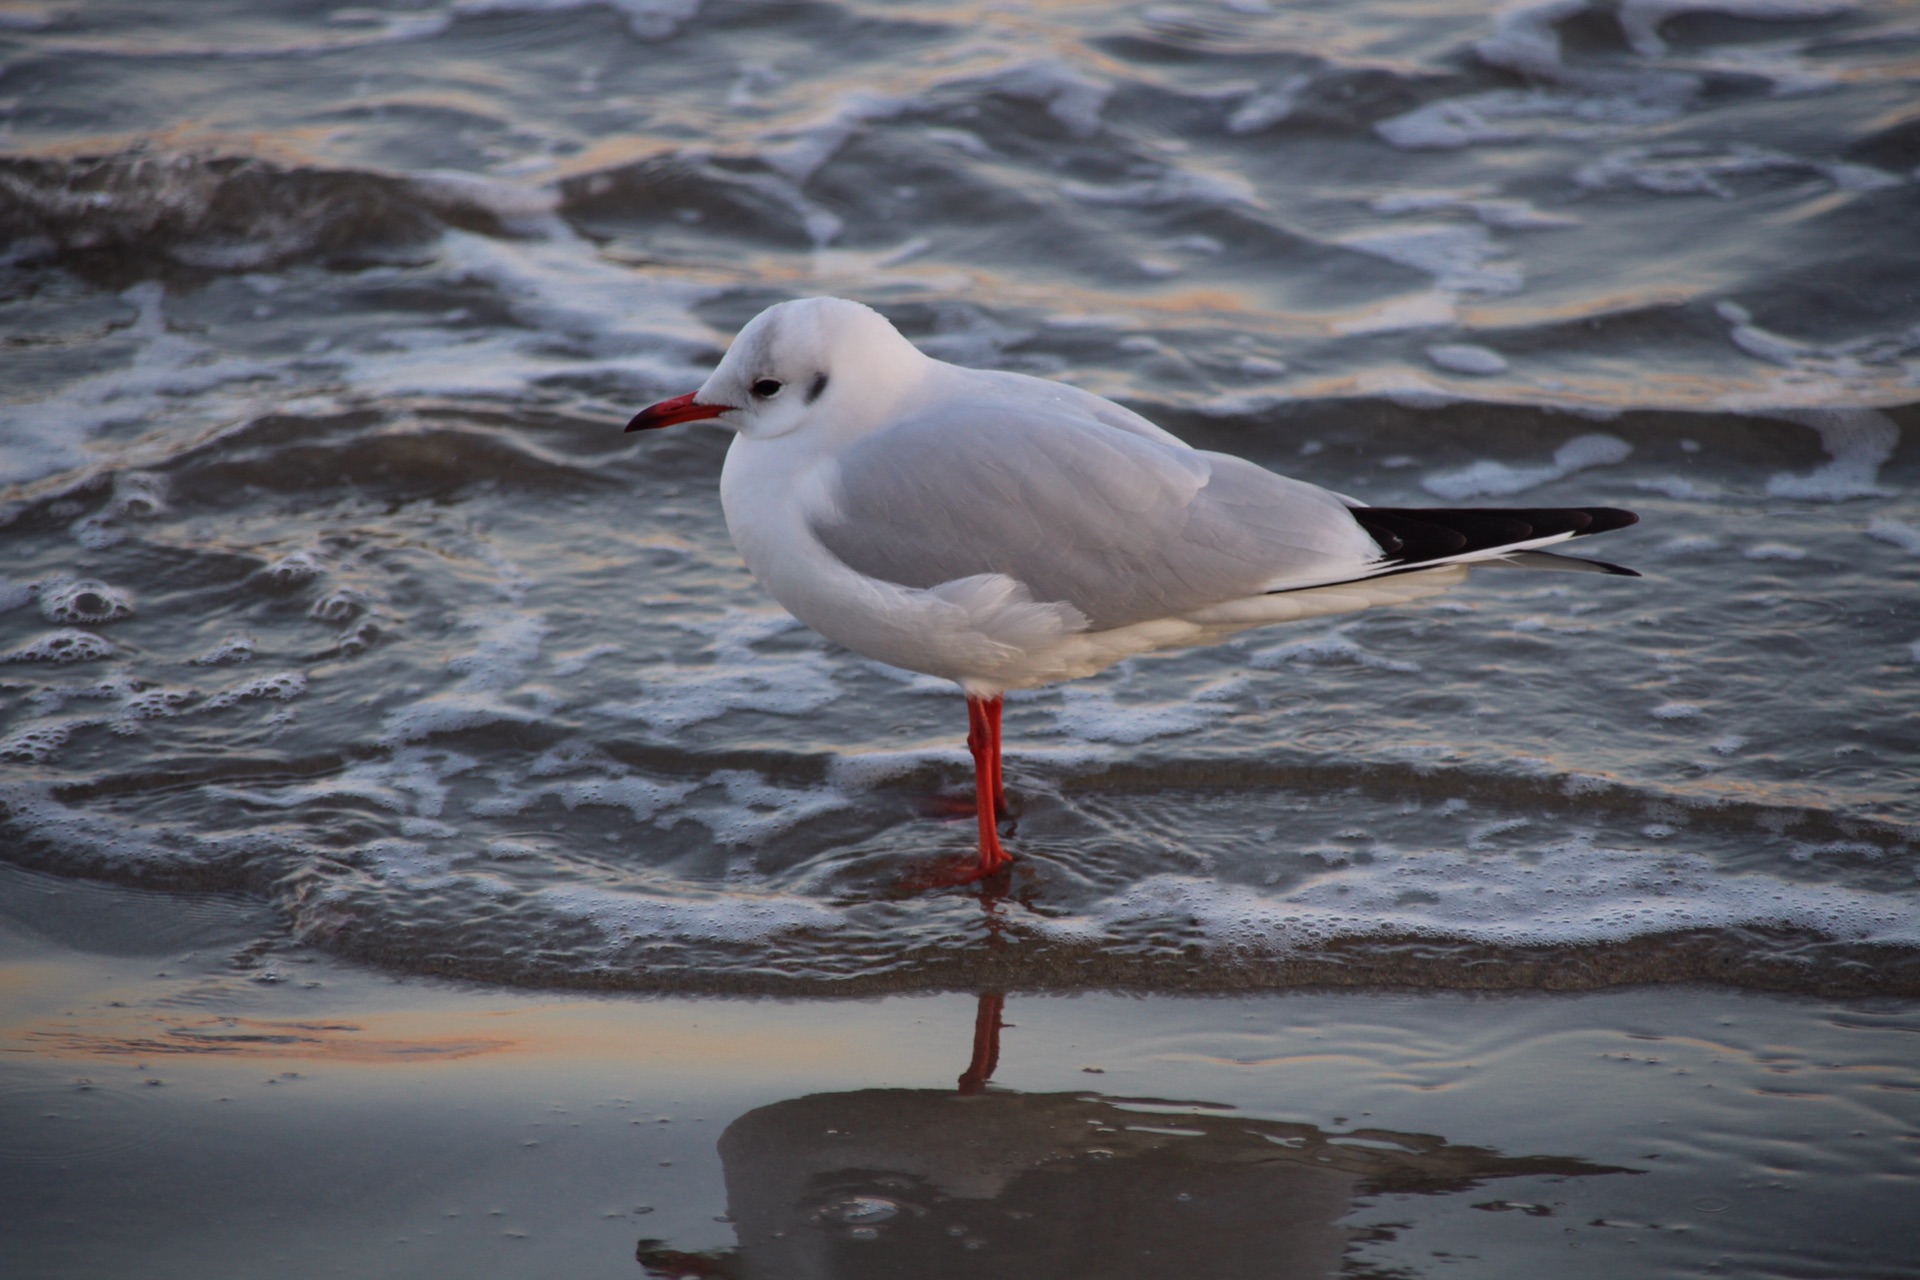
(751, 378, 783, 399)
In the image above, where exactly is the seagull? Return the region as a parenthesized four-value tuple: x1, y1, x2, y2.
(627, 297, 1638, 884)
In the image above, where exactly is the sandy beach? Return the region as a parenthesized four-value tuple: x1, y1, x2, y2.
(6, 864, 1916, 1278)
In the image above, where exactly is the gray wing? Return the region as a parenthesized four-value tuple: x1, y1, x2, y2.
(810, 398, 1379, 630)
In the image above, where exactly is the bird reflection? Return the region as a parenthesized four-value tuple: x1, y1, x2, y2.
(638, 993, 1628, 1279)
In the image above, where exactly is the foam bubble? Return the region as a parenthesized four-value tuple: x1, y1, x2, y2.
(262, 550, 327, 585)
(0, 724, 72, 763)
(0, 629, 117, 665)
(1743, 543, 1806, 561)
(205, 671, 308, 709)
(38, 579, 134, 624)
(191, 633, 256, 666)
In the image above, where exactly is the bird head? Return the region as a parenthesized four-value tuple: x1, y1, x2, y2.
(625, 296, 924, 442)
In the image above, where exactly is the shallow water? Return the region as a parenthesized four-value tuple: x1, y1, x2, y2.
(1, 870, 1916, 1280)
(2, 0, 1918, 999)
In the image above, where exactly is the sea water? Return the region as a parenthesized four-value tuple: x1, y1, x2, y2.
(2, 0, 1917, 993)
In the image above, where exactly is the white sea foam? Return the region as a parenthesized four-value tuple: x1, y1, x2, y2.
(1377, 0, 1709, 152)
(600, 610, 839, 734)
(343, 228, 714, 400)
(537, 883, 840, 948)
(1763, 408, 1898, 500)
(1053, 681, 1233, 744)
(0, 723, 73, 763)
(36, 578, 134, 624)
(1336, 224, 1523, 295)
(698, 770, 854, 845)
(1028, 835, 1920, 952)
(986, 60, 1112, 138)
(1422, 433, 1632, 500)
(204, 671, 308, 709)
(1249, 627, 1419, 673)
(471, 770, 697, 823)
(1578, 143, 1901, 199)
(1227, 74, 1310, 134)
(1, 283, 285, 488)
(0, 629, 116, 665)
(1636, 476, 1715, 499)
(191, 633, 256, 666)
(213, 749, 476, 819)
(1426, 344, 1509, 376)
(1867, 518, 1920, 555)
(1376, 86, 1691, 151)
(381, 606, 549, 743)
(760, 91, 911, 184)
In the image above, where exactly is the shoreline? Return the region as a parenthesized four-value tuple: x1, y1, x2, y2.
(5, 867, 1916, 1279)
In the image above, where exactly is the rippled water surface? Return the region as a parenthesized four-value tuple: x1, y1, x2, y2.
(2, 0, 1918, 995)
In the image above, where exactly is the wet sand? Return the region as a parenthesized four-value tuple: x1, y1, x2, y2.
(5, 864, 1916, 1280)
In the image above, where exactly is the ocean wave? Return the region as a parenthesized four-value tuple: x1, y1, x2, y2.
(0, 152, 553, 280)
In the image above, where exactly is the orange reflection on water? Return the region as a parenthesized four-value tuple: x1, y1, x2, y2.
(20, 1012, 512, 1064)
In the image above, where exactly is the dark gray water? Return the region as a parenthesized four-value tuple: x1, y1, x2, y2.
(2, 0, 1918, 994)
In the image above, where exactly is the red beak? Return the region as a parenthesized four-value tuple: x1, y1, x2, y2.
(625, 391, 734, 432)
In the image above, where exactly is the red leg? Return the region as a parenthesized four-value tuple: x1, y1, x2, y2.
(984, 695, 1006, 819)
(966, 695, 1012, 877)
(957, 991, 1006, 1095)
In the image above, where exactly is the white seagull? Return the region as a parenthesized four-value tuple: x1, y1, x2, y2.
(627, 297, 1637, 884)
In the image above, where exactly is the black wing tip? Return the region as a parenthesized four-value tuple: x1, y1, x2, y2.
(1578, 507, 1639, 534)
(1351, 505, 1641, 568)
